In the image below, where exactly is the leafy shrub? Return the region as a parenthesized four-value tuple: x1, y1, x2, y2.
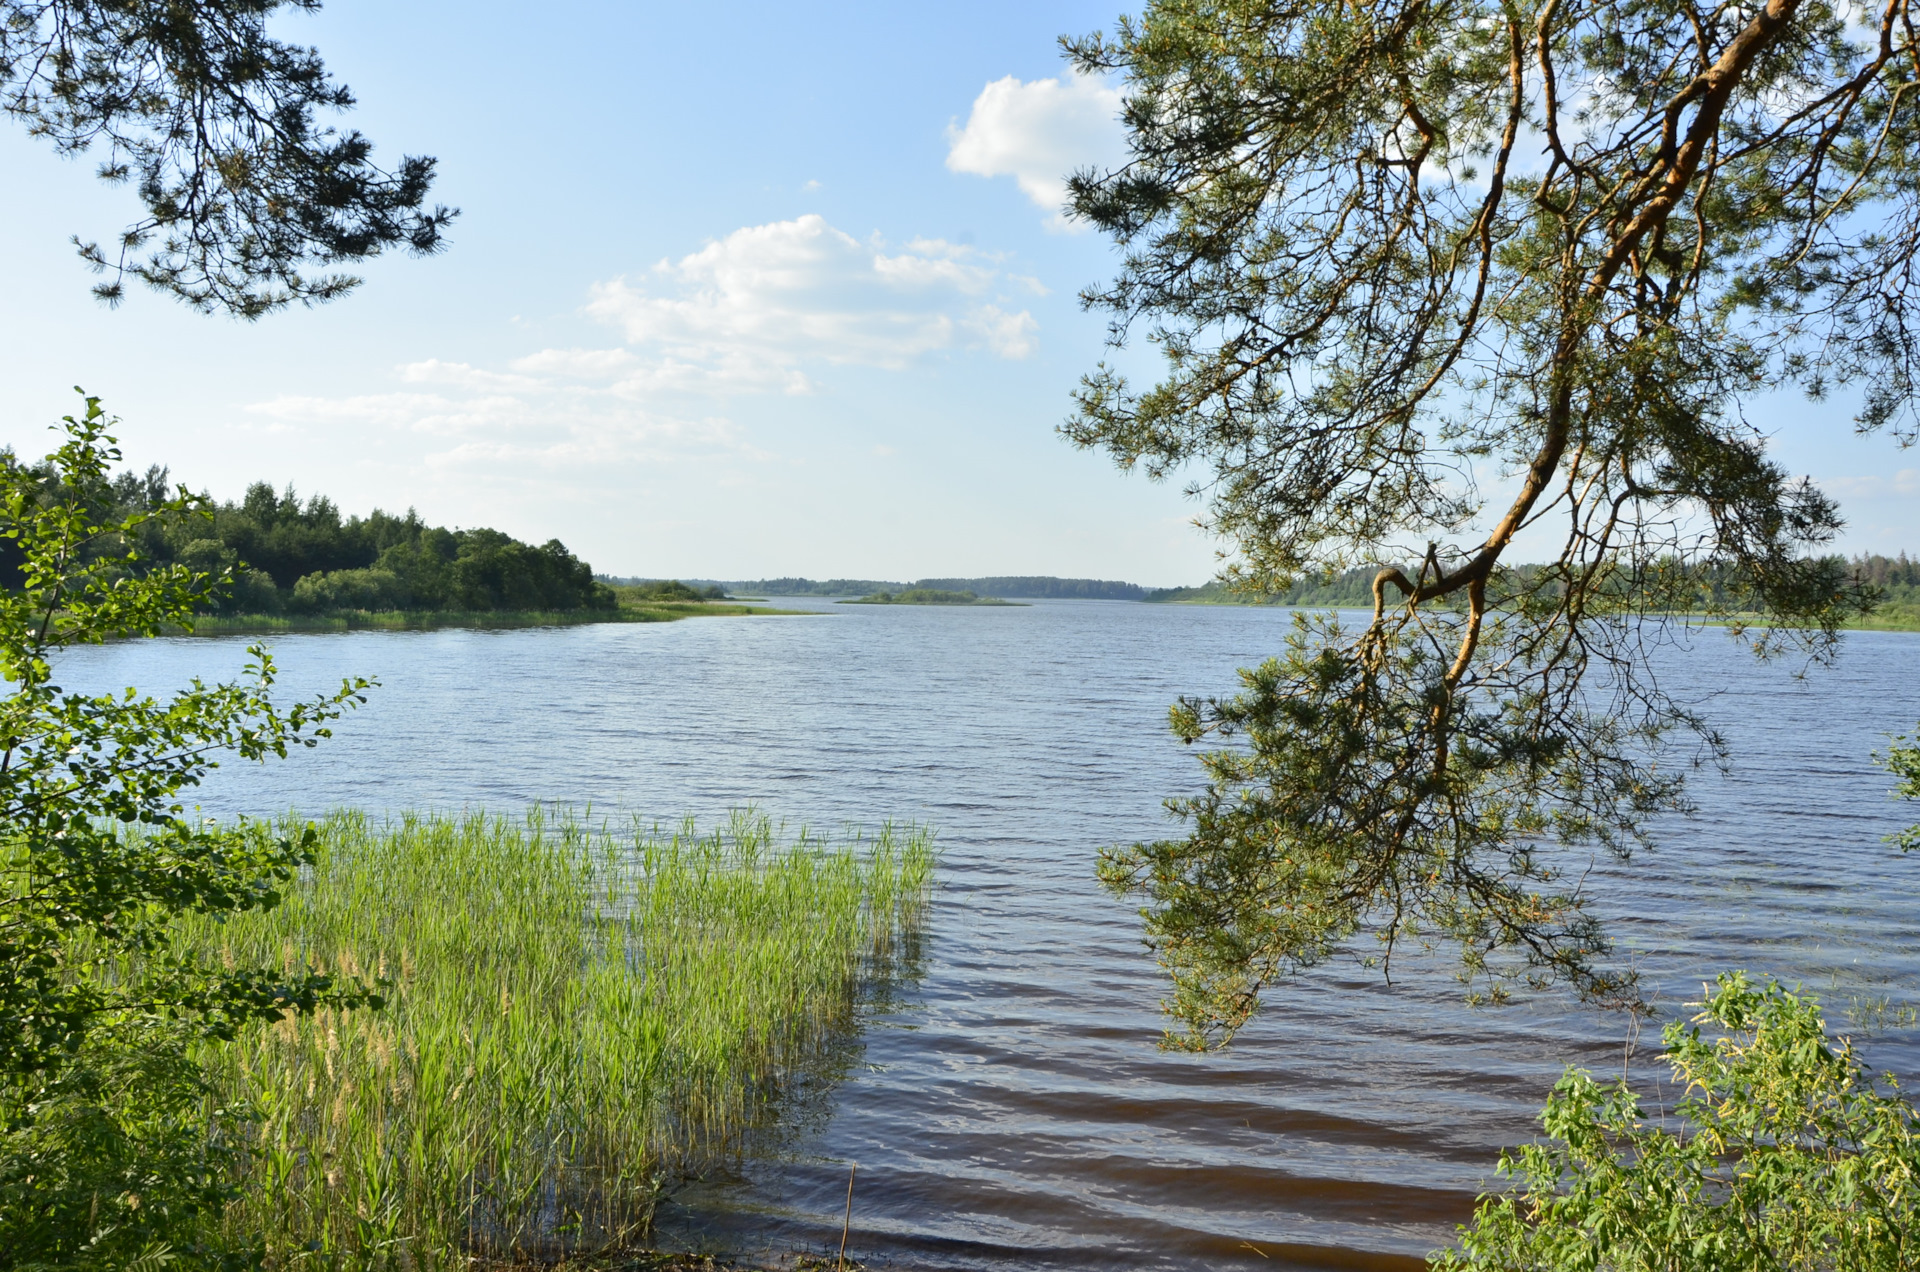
(0, 1023, 249, 1270)
(896, 588, 980, 604)
(0, 399, 377, 1267)
(226, 568, 284, 616)
(1437, 972, 1920, 1271)
(175, 538, 234, 575)
(620, 579, 726, 602)
(290, 565, 408, 613)
(1883, 726, 1920, 854)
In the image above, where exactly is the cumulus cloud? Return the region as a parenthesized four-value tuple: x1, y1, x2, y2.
(585, 214, 1035, 376)
(244, 215, 1036, 471)
(946, 70, 1126, 226)
(967, 305, 1040, 359)
(395, 360, 539, 392)
(247, 380, 760, 470)
(509, 347, 637, 378)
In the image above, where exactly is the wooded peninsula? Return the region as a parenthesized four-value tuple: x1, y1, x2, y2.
(59, 467, 779, 631)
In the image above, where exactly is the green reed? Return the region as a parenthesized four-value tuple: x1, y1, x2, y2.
(179, 809, 934, 1268)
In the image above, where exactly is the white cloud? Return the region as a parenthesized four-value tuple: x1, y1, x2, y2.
(396, 359, 539, 392)
(1821, 468, 1920, 498)
(247, 385, 760, 470)
(967, 305, 1039, 359)
(946, 70, 1126, 227)
(242, 215, 1035, 473)
(584, 214, 1033, 376)
(249, 391, 495, 434)
(509, 347, 637, 378)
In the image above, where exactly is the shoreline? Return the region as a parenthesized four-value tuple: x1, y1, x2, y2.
(153, 597, 1920, 635)
(158, 601, 813, 636)
(484, 1251, 853, 1272)
(1143, 597, 1920, 632)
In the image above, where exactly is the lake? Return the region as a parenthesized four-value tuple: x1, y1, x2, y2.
(59, 601, 1920, 1272)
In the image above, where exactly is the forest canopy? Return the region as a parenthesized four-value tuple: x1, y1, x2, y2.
(80, 465, 613, 615)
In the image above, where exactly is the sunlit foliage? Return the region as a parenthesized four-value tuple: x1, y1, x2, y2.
(0, 0, 454, 314)
(0, 401, 373, 1265)
(1437, 973, 1920, 1271)
(1070, 0, 1917, 1041)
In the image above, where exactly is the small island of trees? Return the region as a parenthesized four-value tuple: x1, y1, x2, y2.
(842, 588, 1023, 606)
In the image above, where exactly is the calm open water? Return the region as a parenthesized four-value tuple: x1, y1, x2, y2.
(58, 601, 1920, 1271)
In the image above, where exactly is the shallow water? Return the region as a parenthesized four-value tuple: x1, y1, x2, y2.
(58, 602, 1920, 1271)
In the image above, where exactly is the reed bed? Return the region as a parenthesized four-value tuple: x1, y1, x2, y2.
(180, 810, 934, 1268)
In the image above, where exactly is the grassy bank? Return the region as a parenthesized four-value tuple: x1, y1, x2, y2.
(179, 810, 934, 1267)
(1848, 602, 1920, 631)
(163, 599, 803, 636)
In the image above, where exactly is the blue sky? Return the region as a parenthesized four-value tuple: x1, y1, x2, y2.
(0, 0, 1914, 584)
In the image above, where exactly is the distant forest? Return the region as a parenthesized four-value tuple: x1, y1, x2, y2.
(95, 467, 614, 615)
(916, 576, 1146, 600)
(656, 576, 1151, 600)
(665, 558, 1920, 614)
(1852, 552, 1920, 596)
(1145, 556, 1920, 613)
(1144, 570, 1382, 606)
(591, 564, 1912, 618)
(606, 576, 908, 598)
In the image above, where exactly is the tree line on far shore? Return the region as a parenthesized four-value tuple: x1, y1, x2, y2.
(667, 575, 1149, 599)
(687, 560, 1920, 615)
(1152, 557, 1920, 615)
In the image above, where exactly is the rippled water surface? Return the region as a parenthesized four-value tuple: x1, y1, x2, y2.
(60, 602, 1920, 1271)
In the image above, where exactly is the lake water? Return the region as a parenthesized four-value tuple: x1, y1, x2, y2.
(59, 602, 1920, 1272)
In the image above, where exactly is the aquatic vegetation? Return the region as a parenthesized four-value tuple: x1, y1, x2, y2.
(179, 810, 934, 1267)
(1847, 992, 1919, 1036)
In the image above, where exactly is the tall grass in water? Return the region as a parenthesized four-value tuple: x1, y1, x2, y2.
(180, 810, 934, 1267)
